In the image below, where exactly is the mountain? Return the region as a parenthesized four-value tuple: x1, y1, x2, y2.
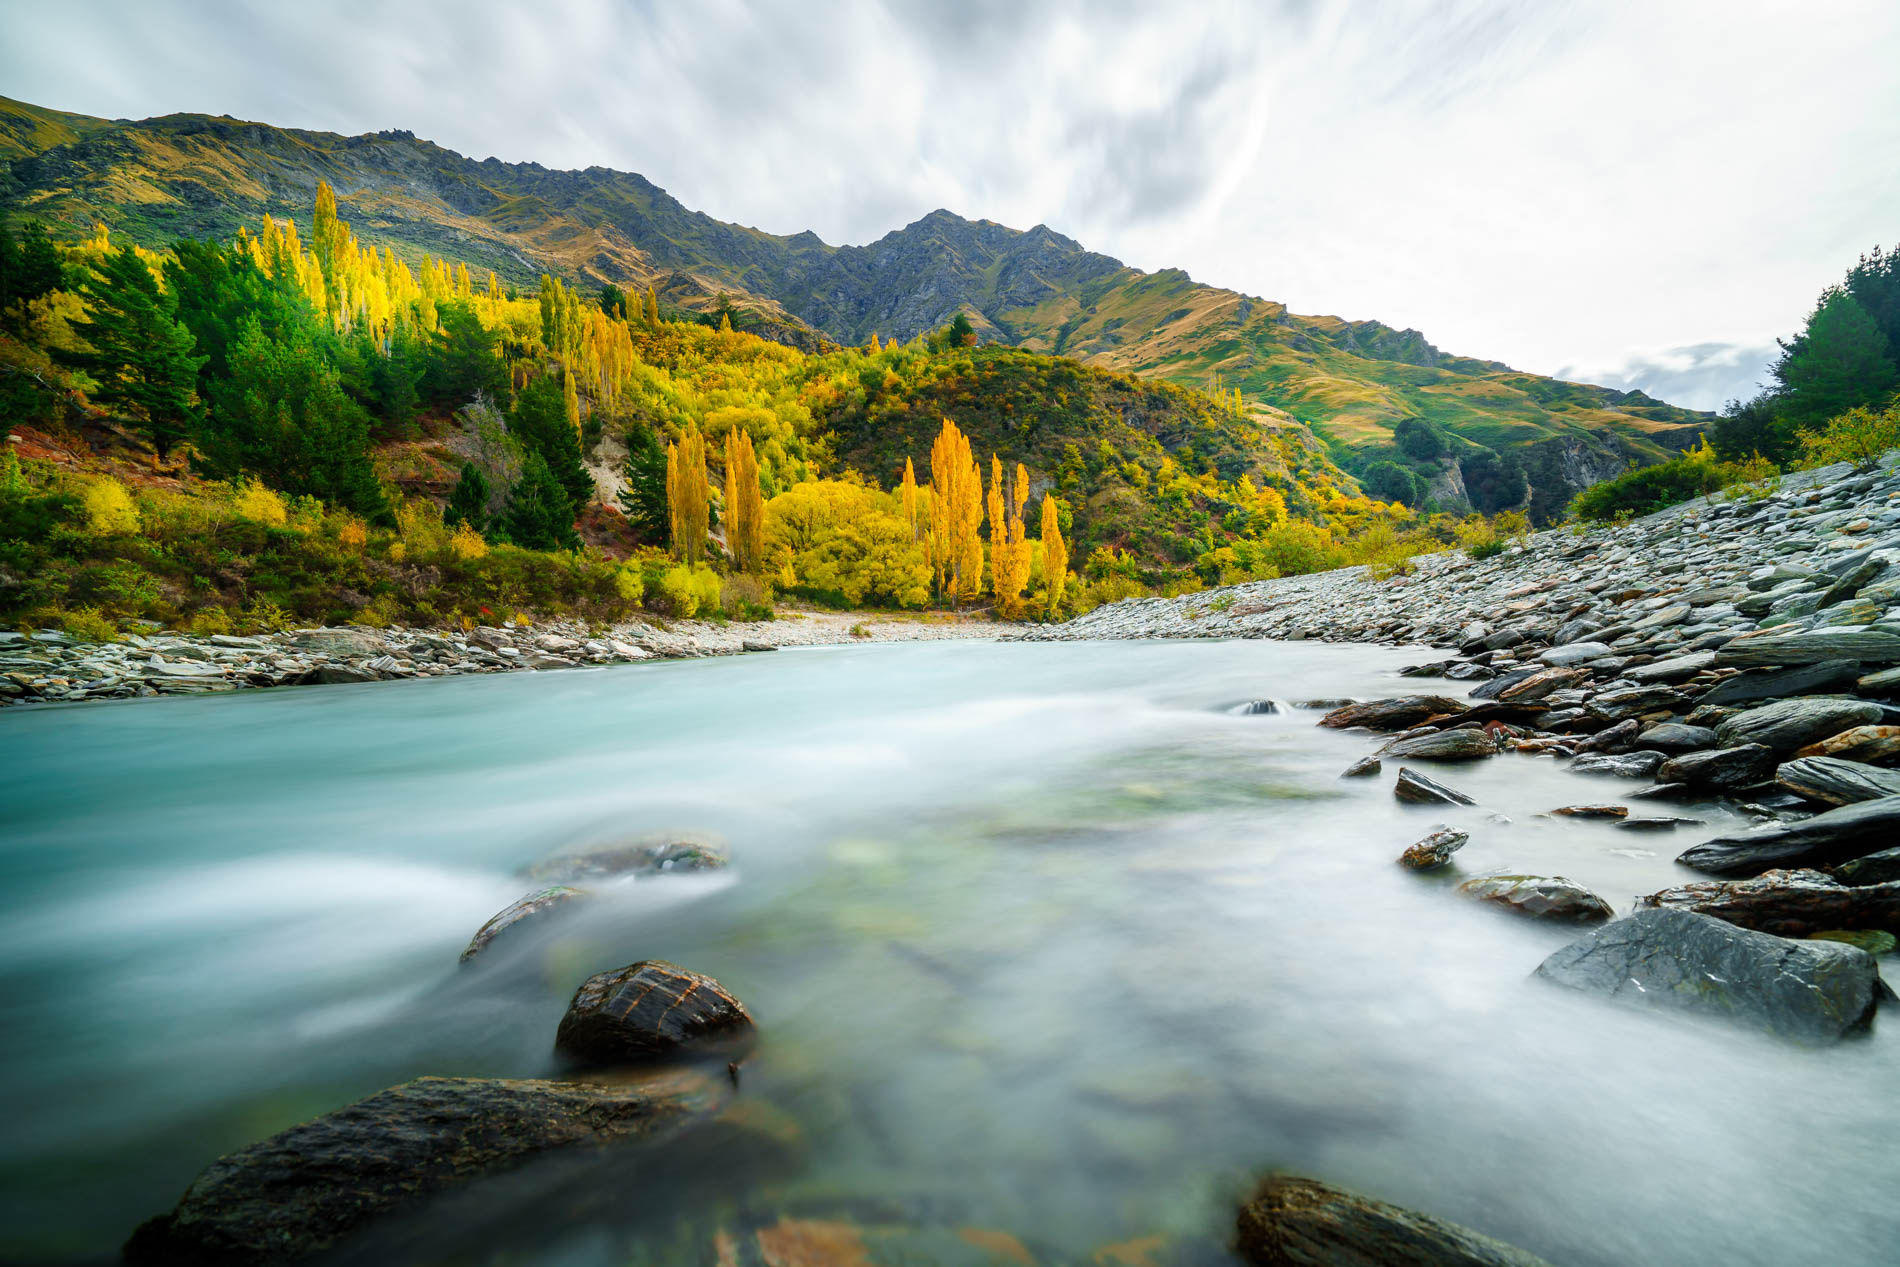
(0, 95, 1705, 505)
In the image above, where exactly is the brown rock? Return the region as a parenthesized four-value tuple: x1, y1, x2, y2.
(1399, 828, 1469, 871)
(1794, 724, 1900, 764)
(1320, 697, 1466, 732)
(1236, 1174, 1553, 1267)
(1636, 868, 1900, 937)
(555, 960, 754, 1067)
(1457, 874, 1614, 922)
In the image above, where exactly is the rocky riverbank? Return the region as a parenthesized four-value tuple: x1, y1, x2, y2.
(0, 609, 1012, 708)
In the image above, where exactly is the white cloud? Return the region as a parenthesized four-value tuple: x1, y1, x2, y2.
(3, 0, 1896, 408)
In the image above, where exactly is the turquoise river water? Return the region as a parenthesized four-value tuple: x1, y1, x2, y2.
(0, 638, 1894, 1264)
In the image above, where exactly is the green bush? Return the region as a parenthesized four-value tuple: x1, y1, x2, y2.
(1572, 446, 1732, 522)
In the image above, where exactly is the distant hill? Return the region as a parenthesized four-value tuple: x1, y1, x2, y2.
(0, 95, 1707, 507)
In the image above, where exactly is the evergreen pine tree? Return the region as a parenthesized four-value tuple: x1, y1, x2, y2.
(58, 245, 204, 459)
(618, 422, 669, 544)
(445, 462, 491, 532)
(1775, 287, 1898, 427)
(508, 374, 594, 509)
(497, 451, 579, 550)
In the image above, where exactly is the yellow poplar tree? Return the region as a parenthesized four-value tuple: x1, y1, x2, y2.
(868, 332, 881, 353)
(644, 284, 660, 327)
(563, 368, 581, 435)
(986, 455, 1032, 617)
(724, 427, 765, 572)
(900, 457, 920, 540)
(1039, 494, 1068, 618)
(927, 418, 984, 606)
(667, 427, 710, 562)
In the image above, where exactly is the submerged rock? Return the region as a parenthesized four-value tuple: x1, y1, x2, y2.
(1320, 696, 1465, 732)
(1533, 907, 1882, 1043)
(521, 837, 729, 885)
(1399, 828, 1469, 871)
(1636, 868, 1900, 937)
(459, 886, 589, 965)
(1236, 1173, 1553, 1267)
(555, 960, 754, 1067)
(124, 1070, 722, 1265)
(1457, 874, 1614, 922)
(1394, 767, 1475, 806)
(1340, 755, 1383, 779)
(1550, 804, 1627, 819)
(1676, 795, 1900, 876)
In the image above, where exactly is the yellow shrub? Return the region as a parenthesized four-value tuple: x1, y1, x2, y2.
(79, 478, 141, 536)
(449, 524, 489, 561)
(337, 517, 368, 552)
(612, 562, 644, 601)
(229, 482, 288, 527)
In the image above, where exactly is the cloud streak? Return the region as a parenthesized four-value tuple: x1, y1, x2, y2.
(2, 0, 1896, 408)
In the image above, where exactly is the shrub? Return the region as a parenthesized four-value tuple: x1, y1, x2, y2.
(53, 605, 119, 643)
(229, 481, 289, 527)
(79, 477, 141, 536)
(337, 516, 368, 552)
(1571, 445, 1730, 522)
(1798, 400, 1900, 470)
(655, 563, 722, 618)
(720, 572, 772, 620)
(449, 523, 489, 561)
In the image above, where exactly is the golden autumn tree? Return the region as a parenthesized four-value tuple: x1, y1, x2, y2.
(986, 455, 1032, 618)
(868, 332, 881, 353)
(562, 367, 581, 435)
(1039, 493, 1068, 617)
(643, 284, 661, 327)
(900, 457, 921, 540)
(723, 427, 765, 572)
(927, 418, 984, 606)
(666, 426, 711, 562)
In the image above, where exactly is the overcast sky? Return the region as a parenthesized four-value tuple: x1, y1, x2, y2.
(5, 0, 1897, 410)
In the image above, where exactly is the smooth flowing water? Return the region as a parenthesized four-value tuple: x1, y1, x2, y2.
(1, 639, 1895, 1265)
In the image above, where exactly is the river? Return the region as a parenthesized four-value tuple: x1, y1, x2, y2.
(1, 639, 1894, 1264)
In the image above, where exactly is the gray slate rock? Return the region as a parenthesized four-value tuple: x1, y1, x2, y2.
(1627, 651, 1717, 683)
(1571, 751, 1667, 779)
(1637, 722, 1716, 751)
(1714, 697, 1885, 753)
(1834, 847, 1900, 886)
(1533, 907, 1881, 1043)
(1636, 868, 1900, 938)
(1677, 795, 1900, 876)
(1376, 729, 1498, 761)
(1394, 767, 1476, 805)
(1657, 744, 1778, 791)
(1777, 756, 1900, 807)
(1539, 641, 1617, 666)
(1718, 627, 1900, 667)
(1698, 660, 1863, 707)
(1458, 874, 1614, 922)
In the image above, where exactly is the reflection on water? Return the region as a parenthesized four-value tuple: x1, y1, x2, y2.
(0, 639, 1894, 1264)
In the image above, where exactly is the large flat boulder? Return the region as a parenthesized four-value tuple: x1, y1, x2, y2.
(1320, 697, 1465, 732)
(1713, 697, 1885, 753)
(124, 1070, 722, 1265)
(1636, 868, 1900, 937)
(1776, 756, 1900, 806)
(1534, 908, 1882, 1043)
(555, 960, 754, 1067)
(1236, 1174, 1553, 1267)
(1676, 795, 1900, 876)
(1717, 627, 1900, 667)
(1698, 659, 1863, 708)
(1376, 729, 1498, 761)
(1656, 744, 1776, 790)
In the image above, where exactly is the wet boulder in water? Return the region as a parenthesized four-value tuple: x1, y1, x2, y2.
(1232, 699, 1282, 715)
(1534, 908, 1883, 1043)
(1340, 755, 1383, 779)
(1319, 696, 1465, 732)
(1635, 868, 1900, 938)
(555, 960, 754, 1067)
(1399, 828, 1468, 871)
(1834, 846, 1900, 886)
(521, 837, 728, 885)
(123, 1070, 723, 1266)
(1236, 1173, 1554, 1267)
(1457, 874, 1614, 922)
(1676, 795, 1900, 876)
(1656, 744, 1777, 791)
(1394, 767, 1476, 805)
(459, 886, 589, 965)
(1376, 729, 1497, 762)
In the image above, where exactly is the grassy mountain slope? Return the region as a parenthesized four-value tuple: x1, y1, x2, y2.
(0, 96, 1705, 488)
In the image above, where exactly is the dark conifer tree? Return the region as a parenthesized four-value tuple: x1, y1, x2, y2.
(497, 451, 578, 550)
(445, 462, 491, 532)
(57, 245, 204, 458)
